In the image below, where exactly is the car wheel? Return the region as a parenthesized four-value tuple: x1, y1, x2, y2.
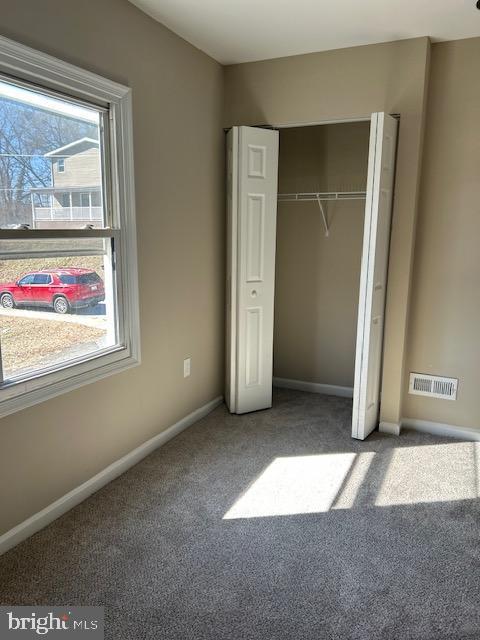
(53, 296, 70, 314)
(0, 293, 14, 309)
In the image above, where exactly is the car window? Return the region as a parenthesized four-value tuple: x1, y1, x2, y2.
(59, 275, 76, 285)
(78, 272, 101, 285)
(33, 274, 51, 285)
(18, 275, 35, 285)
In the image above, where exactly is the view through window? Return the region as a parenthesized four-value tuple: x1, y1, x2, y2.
(0, 77, 119, 384)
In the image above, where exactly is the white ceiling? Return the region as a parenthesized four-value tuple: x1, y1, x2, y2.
(129, 0, 480, 65)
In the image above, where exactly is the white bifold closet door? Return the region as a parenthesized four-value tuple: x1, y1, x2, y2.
(352, 112, 398, 440)
(226, 126, 279, 414)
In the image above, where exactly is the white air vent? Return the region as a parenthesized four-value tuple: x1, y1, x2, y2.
(409, 373, 457, 400)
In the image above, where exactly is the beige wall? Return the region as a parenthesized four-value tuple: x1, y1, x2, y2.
(224, 37, 431, 426)
(403, 38, 480, 429)
(0, 0, 224, 536)
(274, 122, 369, 387)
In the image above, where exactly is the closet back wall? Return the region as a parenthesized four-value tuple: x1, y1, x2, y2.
(274, 123, 369, 388)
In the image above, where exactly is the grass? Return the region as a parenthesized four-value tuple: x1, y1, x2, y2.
(0, 315, 106, 378)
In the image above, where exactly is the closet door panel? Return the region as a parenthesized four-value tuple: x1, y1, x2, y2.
(226, 126, 279, 414)
(352, 113, 398, 440)
(225, 127, 238, 412)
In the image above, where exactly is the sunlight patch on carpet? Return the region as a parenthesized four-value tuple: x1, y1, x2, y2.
(375, 442, 480, 506)
(223, 453, 356, 519)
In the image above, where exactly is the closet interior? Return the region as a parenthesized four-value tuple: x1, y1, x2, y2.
(274, 121, 371, 395)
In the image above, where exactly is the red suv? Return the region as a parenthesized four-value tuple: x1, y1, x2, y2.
(0, 268, 105, 314)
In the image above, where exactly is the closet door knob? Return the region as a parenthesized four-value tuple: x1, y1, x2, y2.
(251, 289, 258, 298)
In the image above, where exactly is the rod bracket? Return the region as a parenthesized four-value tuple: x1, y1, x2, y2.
(316, 195, 329, 237)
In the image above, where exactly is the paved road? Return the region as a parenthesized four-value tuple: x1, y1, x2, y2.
(0, 306, 107, 329)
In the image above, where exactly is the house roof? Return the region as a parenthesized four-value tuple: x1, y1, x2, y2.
(44, 137, 99, 158)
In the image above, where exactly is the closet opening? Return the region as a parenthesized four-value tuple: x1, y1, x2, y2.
(273, 121, 370, 408)
(226, 114, 398, 440)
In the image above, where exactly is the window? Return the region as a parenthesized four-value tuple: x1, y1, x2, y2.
(58, 274, 75, 285)
(0, 35, 139, 417)
(32, 274, 52, 285)
(17, 274, 34, 286)
(59, 272, 101, 285)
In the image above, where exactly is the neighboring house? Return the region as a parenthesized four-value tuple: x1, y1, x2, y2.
(29, 137, 103, 228)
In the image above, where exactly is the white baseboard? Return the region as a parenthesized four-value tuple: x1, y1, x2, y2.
(0, 395, 223, 556)
(401, 417, 480, 441)
(379, 421, 401, 436)
(273, 377, 353, 398)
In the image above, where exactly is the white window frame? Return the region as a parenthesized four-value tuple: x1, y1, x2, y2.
(57, 157, 65, 173)
(0, 35, 140, 418)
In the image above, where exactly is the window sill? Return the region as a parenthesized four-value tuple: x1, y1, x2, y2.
(0, 346, 140, 419)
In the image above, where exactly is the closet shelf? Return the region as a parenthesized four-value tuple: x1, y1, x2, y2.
(277, 191, 366, 238)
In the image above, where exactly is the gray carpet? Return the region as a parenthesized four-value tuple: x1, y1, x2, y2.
(1, 389, 480, 639)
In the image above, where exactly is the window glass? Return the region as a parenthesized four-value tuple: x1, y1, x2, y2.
(18, 274, 34, 285)
(59, 274, 75, 285)
(32, 274, 51, 284)
(77, 272, 101, 285)
(0, 78, 106, 229)
(0, 238, 117, 381)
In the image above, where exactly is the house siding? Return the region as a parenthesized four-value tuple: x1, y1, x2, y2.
(53, 147, 101, 189)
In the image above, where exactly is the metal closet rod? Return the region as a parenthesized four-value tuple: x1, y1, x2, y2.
(277, 191, 367, 238)
(277, 190, 366, 202)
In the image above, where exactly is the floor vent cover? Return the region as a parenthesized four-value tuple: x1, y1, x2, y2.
(409, 373, 457, 400)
